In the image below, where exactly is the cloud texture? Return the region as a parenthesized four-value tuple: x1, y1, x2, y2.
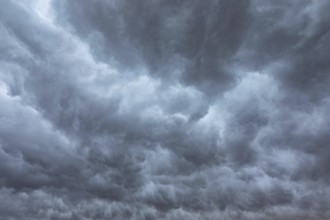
(1, 0, 330, 219)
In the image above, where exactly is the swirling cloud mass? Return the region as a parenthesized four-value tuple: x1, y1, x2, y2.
(1, 0, 330, 219)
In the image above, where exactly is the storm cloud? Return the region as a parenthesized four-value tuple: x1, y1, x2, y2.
(1, 0, 330, 219)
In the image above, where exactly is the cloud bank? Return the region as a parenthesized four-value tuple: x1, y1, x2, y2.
(1, 0, 330, 219)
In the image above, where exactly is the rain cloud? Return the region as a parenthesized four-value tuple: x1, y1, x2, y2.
(1, 0, 330, 219)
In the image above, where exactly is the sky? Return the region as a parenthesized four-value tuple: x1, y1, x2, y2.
(1, 0, 330, 219)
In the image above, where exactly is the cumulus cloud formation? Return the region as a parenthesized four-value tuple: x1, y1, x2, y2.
(1, 0, 330, 219)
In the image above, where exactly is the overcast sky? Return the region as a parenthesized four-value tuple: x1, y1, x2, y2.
(1, 0, 330, 219)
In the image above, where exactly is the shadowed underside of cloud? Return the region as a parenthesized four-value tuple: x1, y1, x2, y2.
(1, 0, 330, 219)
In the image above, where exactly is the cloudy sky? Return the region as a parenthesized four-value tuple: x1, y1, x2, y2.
(1, 0, 330, 219)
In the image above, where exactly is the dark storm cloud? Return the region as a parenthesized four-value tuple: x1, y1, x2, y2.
(53, 0, 252, 95)
(1, 0, 330, 219)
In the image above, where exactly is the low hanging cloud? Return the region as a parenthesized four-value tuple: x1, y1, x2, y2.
(1, 0, 330, 219)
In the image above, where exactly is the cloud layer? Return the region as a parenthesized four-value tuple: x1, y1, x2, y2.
(1, 0, 330, 219)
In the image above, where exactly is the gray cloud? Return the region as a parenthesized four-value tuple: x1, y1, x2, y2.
(53, 0, 252, 95)
(1, 0, 330, 219)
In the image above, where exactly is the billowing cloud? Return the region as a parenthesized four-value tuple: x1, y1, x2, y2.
(1, 0, 330, 219)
